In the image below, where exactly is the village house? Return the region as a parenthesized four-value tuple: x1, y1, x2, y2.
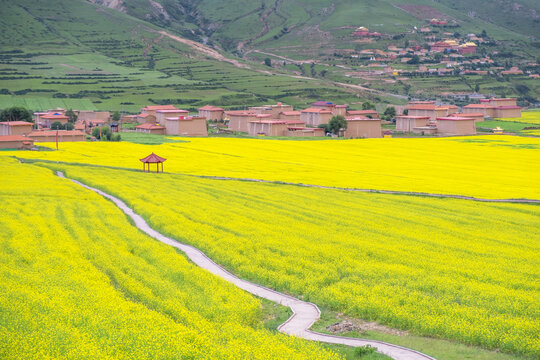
(78, 111, 111, 123)
(344, 117, 382, 138)
(458, 42, 477, 54)
(395, 116, 431, 132)
(135, 113, 156, 124)
(449, 112, 485, 122)
(430, 19, 448, 26)
(0, 135, 34, 150)
(35, 113, 69, 128)
(435, 117, 476, 135)
(406, 104, 458, 120)
(248, 120, 289, 137)
(0, 121, 34, 136)
(310, 101, 348, 116)
(135, 123, 165, 135)
(300, 108, 333, 127)
(347, 110, 379, 118)
(352, 26, 381, 37)
(156, 109, 189, 125)
(286, 127, 325, 137)
(27, 130, 86, 142)
(136, 105, 180, 124)
(198, 105, 225, 121)
(501, 67, 524, 75)
(462, 104, 496, 118)
(278, 111, 301, 122)
(225, 111, 259, 132)
(249, 102, 294, 118)
(463, 98, 521, 118)
(165, 116, 207, 136)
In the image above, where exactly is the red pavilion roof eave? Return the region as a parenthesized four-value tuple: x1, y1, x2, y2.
(139, 152, 167, 163)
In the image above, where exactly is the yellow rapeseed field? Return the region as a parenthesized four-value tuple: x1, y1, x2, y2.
(48, 162, 540, 357)
(4, 135, 540, 199)
(0, 158, 338, 360)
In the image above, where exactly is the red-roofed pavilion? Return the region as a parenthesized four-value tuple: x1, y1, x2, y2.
(140, 153, 166, 173)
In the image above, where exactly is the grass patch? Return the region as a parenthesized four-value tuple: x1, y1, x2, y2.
(120, 132, 189, 145)
(312, 308, 529, 360)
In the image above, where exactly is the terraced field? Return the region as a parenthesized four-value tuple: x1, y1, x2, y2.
(0, 158, 339, 360)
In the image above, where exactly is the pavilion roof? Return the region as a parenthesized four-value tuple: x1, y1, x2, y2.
(140, 153, 167, 163)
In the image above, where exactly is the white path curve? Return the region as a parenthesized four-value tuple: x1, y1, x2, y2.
(57, 171, 436, 360)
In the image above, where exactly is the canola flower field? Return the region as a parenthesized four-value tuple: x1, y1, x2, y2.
(43, 161, 540, 358)
(0, 158, 338, 360)
(4, 135, 540, 199)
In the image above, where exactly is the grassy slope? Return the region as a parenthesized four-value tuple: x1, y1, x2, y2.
(0, 0, 362, 112)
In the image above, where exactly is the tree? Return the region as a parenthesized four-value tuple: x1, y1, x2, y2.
(112, 111, 121, 122)
(91, 126, 120, 141)
(327, 115, 347, 136)
(475, 83, 480, 93)
(50, 121, 64, 130)
(362, 101, 376, 110)
(264, 58, 272, 67)
(481, 29, 487, 38)
(65, 109, 77, 123)
(64, 122, 74, 130)
(383, 106, 396, 121)
(0, 106, 32, 122)
(407, 55, 420, 64)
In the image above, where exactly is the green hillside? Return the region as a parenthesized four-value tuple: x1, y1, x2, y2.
(0, 0, 538, 112)
(109, 0, 539, 56)
(0, 0, 370, 113)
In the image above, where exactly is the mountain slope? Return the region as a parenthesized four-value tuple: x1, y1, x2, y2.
(0, 0, 374, 112)
(101, 0, 540, 56)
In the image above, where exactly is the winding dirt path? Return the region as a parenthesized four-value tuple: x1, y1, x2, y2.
(56, 171, 436, 360)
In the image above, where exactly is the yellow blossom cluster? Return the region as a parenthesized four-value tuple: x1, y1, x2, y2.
(5, 135, 539, 199)
(0, 158, 339, 360)
(48, 162, 540, 357)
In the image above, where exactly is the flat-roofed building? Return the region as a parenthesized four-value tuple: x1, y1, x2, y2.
(494, 106, 522, 118)
(39, 113, 69, 128)
(165, 116, 207, 136)
(344, 117, 382, 138)
(436, 117, 476, 135)
(395, 116, 430, 132)
(135, 123, 166, 135)
(450, 112, 485, 122)
(0, 121, 34, 136)
(78, 111, 111, 122)
(28, 130, 86, 142)
(156, 109, 189, 125)
(347, 110, 379, 118)
(278, 111, 302, 122)
(462, 104, 496, 118)
(198, 105, 225, 121)
(300, 108, 333, 127)
(286, 127, 325, 137)
(225, 111, 259, 132)
(0, 135, 34, 149)
(248, 120, 288, 137)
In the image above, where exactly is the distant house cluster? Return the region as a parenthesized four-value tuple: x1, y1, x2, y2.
(131, 105, 208, 136)
(396, 98, 522, 136)
(214, 101, 383, 138)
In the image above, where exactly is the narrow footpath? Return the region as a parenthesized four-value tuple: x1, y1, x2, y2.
(57, 171, 436, 360)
